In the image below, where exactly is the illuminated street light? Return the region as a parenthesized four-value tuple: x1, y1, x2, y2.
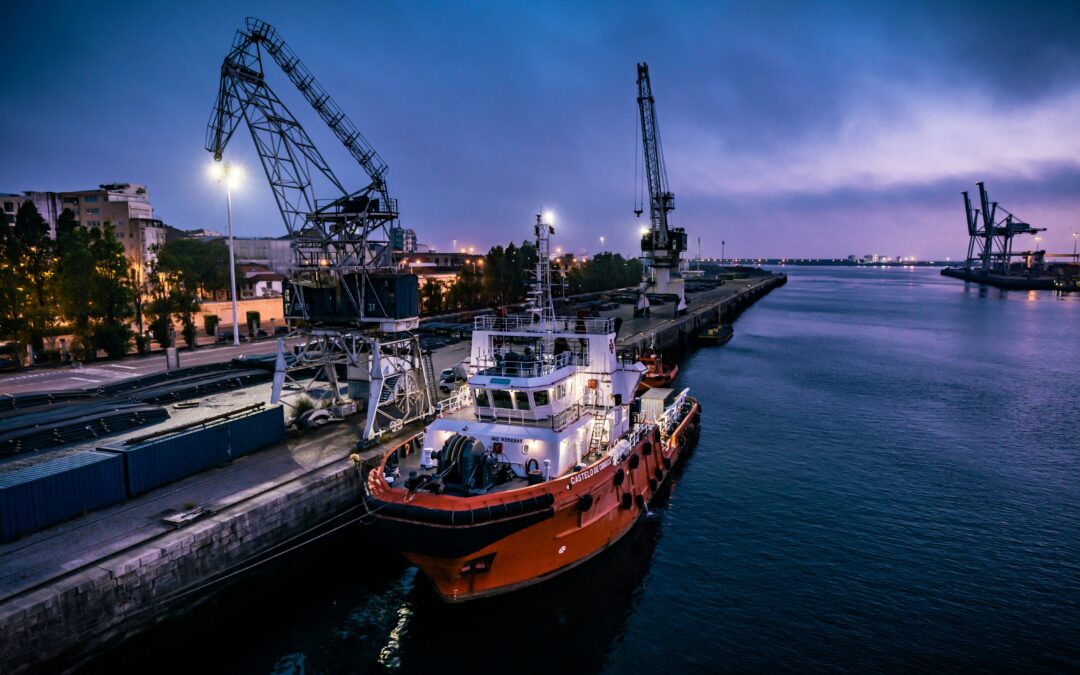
(543, 210, 555, 224)
(209, 161, 243, 346)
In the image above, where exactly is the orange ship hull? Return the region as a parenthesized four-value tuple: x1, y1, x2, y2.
(365, 399, 701, 602)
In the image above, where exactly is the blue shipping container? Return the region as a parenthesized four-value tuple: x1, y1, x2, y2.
(103, 425, 227, 496)
(0, 451, 126, 543)
(101, 406, 285, 497)
(223, 406, 285, 458)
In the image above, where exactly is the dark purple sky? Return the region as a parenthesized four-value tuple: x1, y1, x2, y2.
(4, 1, 1080, 259)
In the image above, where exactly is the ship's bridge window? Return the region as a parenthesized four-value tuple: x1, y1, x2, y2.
(514, 391, 530, 410)
(491, 389, 513, 409)
(555, 383, 568, 400)
(473, 388, 489, 406)
(534, 390, 549, 406)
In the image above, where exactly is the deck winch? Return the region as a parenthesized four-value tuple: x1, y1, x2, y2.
(436, 434, 496, 494)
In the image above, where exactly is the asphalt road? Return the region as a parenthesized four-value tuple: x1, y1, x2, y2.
(0, 340, 284, 396)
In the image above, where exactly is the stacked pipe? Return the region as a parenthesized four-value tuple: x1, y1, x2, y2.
(0, 362, 272, 458)
(0, 402, 169, 456)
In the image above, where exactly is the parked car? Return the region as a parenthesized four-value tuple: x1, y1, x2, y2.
(438, 364, 469, 392)
(0, 342, 21, 372)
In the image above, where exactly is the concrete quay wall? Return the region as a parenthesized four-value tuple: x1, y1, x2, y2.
(617, 274, 787, 355)
(0, 458, 364, 673)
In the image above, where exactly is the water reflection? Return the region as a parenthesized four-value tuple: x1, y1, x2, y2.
(80, 489, 673, 675)
(394, 515, 666, 675)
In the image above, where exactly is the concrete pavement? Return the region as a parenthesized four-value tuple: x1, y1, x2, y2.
(0, 340, 283, 396)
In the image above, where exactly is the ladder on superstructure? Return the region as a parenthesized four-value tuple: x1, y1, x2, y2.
(587, 410, 609, 457)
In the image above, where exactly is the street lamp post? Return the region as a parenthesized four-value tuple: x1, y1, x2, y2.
(211, 162, 242, 346)
(1073, 231, 1078, 260)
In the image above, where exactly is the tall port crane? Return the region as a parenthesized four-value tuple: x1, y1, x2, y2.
(206, 18, 434, 440)
(962, 181, 1045, 274)
(634, 62, 687, 317)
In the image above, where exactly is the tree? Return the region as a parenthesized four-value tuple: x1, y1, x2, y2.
(153, 238, 232, 298)
(565, 252, 642, 294)
(55, 208, 78, 255)
(0, 202, 56, 357)
(448, 263, 483, 310)
(420, 278, 446, 315)
(0, 215, 23, 347)
(55, 225, 96, 356)
(55, 221, 135, 359)
(148, 239, 224, 349)
(87, 223, 135, 357)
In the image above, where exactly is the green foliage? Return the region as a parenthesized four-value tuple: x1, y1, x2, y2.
(182, 323, 197, 349)
(54, 221, 135, 360)
(148, 238, 232, 350)
(291, 395, 316, 419)
(55, 209, 78, 251)
(94, 323, 131, 359)
(0, 206, 136, 361)
(0, 202, 55, 353)
(153, 238, 232, 298)
(0, 214, 26, 348)
(148, 312, 173, 349)
(564, 252, 643, 294)
(428, 240, 639, 315)
(419, 278, 446, 315)
(446, 263, 483, 310)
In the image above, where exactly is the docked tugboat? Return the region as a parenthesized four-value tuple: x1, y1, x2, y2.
(363, 215, 701, 602)
(697, 323, 733, 346)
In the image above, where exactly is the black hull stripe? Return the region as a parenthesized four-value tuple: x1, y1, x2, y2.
(369, 508, 554, 558)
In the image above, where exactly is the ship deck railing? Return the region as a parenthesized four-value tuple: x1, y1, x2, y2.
(474, 314, 614, 335)
(436, 387, 473, 417)
(473, 350, 588, 378)
(475, 402, 588, 432)
(441, 399, 591, 432)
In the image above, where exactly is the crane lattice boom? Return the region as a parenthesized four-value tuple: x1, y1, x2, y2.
(634, 62, 687, 317)
(206, 17, 404, 326)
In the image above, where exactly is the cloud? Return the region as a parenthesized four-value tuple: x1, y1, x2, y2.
(671, 84, 1080, 198)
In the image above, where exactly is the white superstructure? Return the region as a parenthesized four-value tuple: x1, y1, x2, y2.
(424, 216, 646, 481)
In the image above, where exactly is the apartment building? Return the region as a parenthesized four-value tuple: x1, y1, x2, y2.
(2, 183, 162, 279)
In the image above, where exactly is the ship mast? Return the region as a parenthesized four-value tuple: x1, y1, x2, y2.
(528, 214, 556, 324)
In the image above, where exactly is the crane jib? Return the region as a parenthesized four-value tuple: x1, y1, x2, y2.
(204, 17, 412, 328)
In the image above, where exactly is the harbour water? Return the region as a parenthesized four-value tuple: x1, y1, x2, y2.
(85, 267, 1079, 673)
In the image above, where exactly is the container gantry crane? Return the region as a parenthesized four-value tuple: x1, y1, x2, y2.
(634, 62, 687, 317)
(206, 18, 434, 440)
(962, 181, 1045, 275)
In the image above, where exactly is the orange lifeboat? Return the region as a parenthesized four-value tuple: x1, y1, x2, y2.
(637, 350, 678, 392)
